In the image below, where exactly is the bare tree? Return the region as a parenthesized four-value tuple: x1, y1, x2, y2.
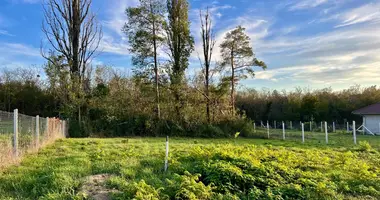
(199, 8, 216, 123)
(41, 0, 102, 82)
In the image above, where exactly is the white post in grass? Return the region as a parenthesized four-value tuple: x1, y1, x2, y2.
(347, 122, 349, 133)
(164, 136, 169, 171)
(267, 121, 270, 138)
(325, 121, 328, 144)
(35, 115, 39, 148)
(353, 121, 356, 145)
(254, 122, 256, 133)
(282, 121, 285, 140)
(13, 109, 18, 157)
(302, 123, 305, 143)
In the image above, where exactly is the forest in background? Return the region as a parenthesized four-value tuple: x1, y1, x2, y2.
(0, 66, 376, 138)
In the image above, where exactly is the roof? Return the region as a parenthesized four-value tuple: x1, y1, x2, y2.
(352, 103, 380, 115)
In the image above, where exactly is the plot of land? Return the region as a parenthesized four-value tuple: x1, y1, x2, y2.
(0, 137, 379, 199)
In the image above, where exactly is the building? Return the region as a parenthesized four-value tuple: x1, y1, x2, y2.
(352, 103, 380, 135)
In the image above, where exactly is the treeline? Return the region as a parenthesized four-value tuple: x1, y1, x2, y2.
(236, 86, 379, 123)
(1, 0, 377, 138)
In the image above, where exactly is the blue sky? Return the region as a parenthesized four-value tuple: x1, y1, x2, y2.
(0, 0, 380, 91)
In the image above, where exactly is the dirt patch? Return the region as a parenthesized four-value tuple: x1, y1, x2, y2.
(79, 174, 119, 200)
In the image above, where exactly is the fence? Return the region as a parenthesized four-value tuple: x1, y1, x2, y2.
(252, 120, 368, 146)
(0, 109, 67, 168)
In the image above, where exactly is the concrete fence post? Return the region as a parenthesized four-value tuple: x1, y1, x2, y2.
(290, 121, 292, 130)
(353, 121, 356, 145)
(274, 120, 276, 129)
(302, 123, 305, 143)
(347, 122, 349, 133)
(13, 109, 18, 157)
(282, 121, 285, 140)
(267, 121, 270, 138)
(325, 121, 328, 144)
(253, 122, 256, 133)
(35, 115, 39, 148)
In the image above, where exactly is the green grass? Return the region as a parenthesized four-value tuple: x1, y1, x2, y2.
(0, 137, 379, 199)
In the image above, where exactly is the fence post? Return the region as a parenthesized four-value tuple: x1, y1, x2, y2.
(347, 122, 349, 133)
(325, 121, 328, 144)
(35, 115, 39, 148)
(267, 121, 270, 138)
(282, 121, 285, 140)
(333, 122, 335, 133)
(164, 136, 169, 171)
(253, 122, 256, 133)
(353, 121, 356, 145)
(13, 109, 18, 157)
(378, 122, 380, 135)
(290, 121, 292, 130)
(274, 120, 276, 129)
(302, 123, 305, 143)
(321, 122, 323, 132)
(46, 117, 49, 138)
(310, 121, 312, 132)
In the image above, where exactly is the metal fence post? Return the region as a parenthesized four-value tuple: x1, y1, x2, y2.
(290, 121, 292, 130)
(46, 117, 49, 138)
(302, 123, 305, 143)
(35, 115, 39, 148)
(267, 121, 270, 138)
(353, 121, 356, 145)
(347, 122, 349, 133)
(164, 136, 169, 171)
(333, 121, 335, 133)
(321, 122, 323, 132)
(253, 122, 256, 133)
(325, 121, 328, 144)
(274, 120, 276, 129)
(282, 121, 285, 140)
(310, 121, 312, 132)
(13, 109, 18, 157)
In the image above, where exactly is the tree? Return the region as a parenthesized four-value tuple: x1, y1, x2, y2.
(124, 0, 165, 119)
(42, 0, 102, 122)
(42, 0, 102, 83)
(164, 0, 194, 120)
(219, 26, 266, 115)
(199, 8, 216, 123)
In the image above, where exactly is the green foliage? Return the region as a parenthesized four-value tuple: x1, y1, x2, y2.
(1, 138, 380, 199)
(358, 141, 372, 152)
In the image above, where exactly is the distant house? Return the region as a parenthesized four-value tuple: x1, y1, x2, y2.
(352, 103, 380, 135)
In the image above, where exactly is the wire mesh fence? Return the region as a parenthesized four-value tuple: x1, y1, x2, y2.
(252, 120, 369, 146)
(0, 109, 67, 168)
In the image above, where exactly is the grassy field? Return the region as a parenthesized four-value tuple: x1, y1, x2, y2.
(0, 137, 379, 199)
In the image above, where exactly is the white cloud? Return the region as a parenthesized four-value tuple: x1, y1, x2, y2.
(335, 2, 380, 28)
(0, 29, 14, 37)
(0, 42, 40, 57)
(288, 0, 329, 11)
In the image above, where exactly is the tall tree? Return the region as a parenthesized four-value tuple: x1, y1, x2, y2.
(199, 8, 216, 123)
(220, 26, 266, 115)
(42, 0, 102, 122)
(164, 0, 194, 120)
(42, 0, 102, 83)
(123, 0, 165, 119)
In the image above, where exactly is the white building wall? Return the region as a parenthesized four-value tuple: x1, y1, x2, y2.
(364, 115, 380, 134)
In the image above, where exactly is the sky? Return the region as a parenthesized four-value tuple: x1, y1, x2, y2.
(0, 0, 379, 91)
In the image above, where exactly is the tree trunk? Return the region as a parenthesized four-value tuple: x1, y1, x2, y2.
(231, 51, 235, 116)
(72, 0, 81, 78)
(152, 6, 161, 120)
